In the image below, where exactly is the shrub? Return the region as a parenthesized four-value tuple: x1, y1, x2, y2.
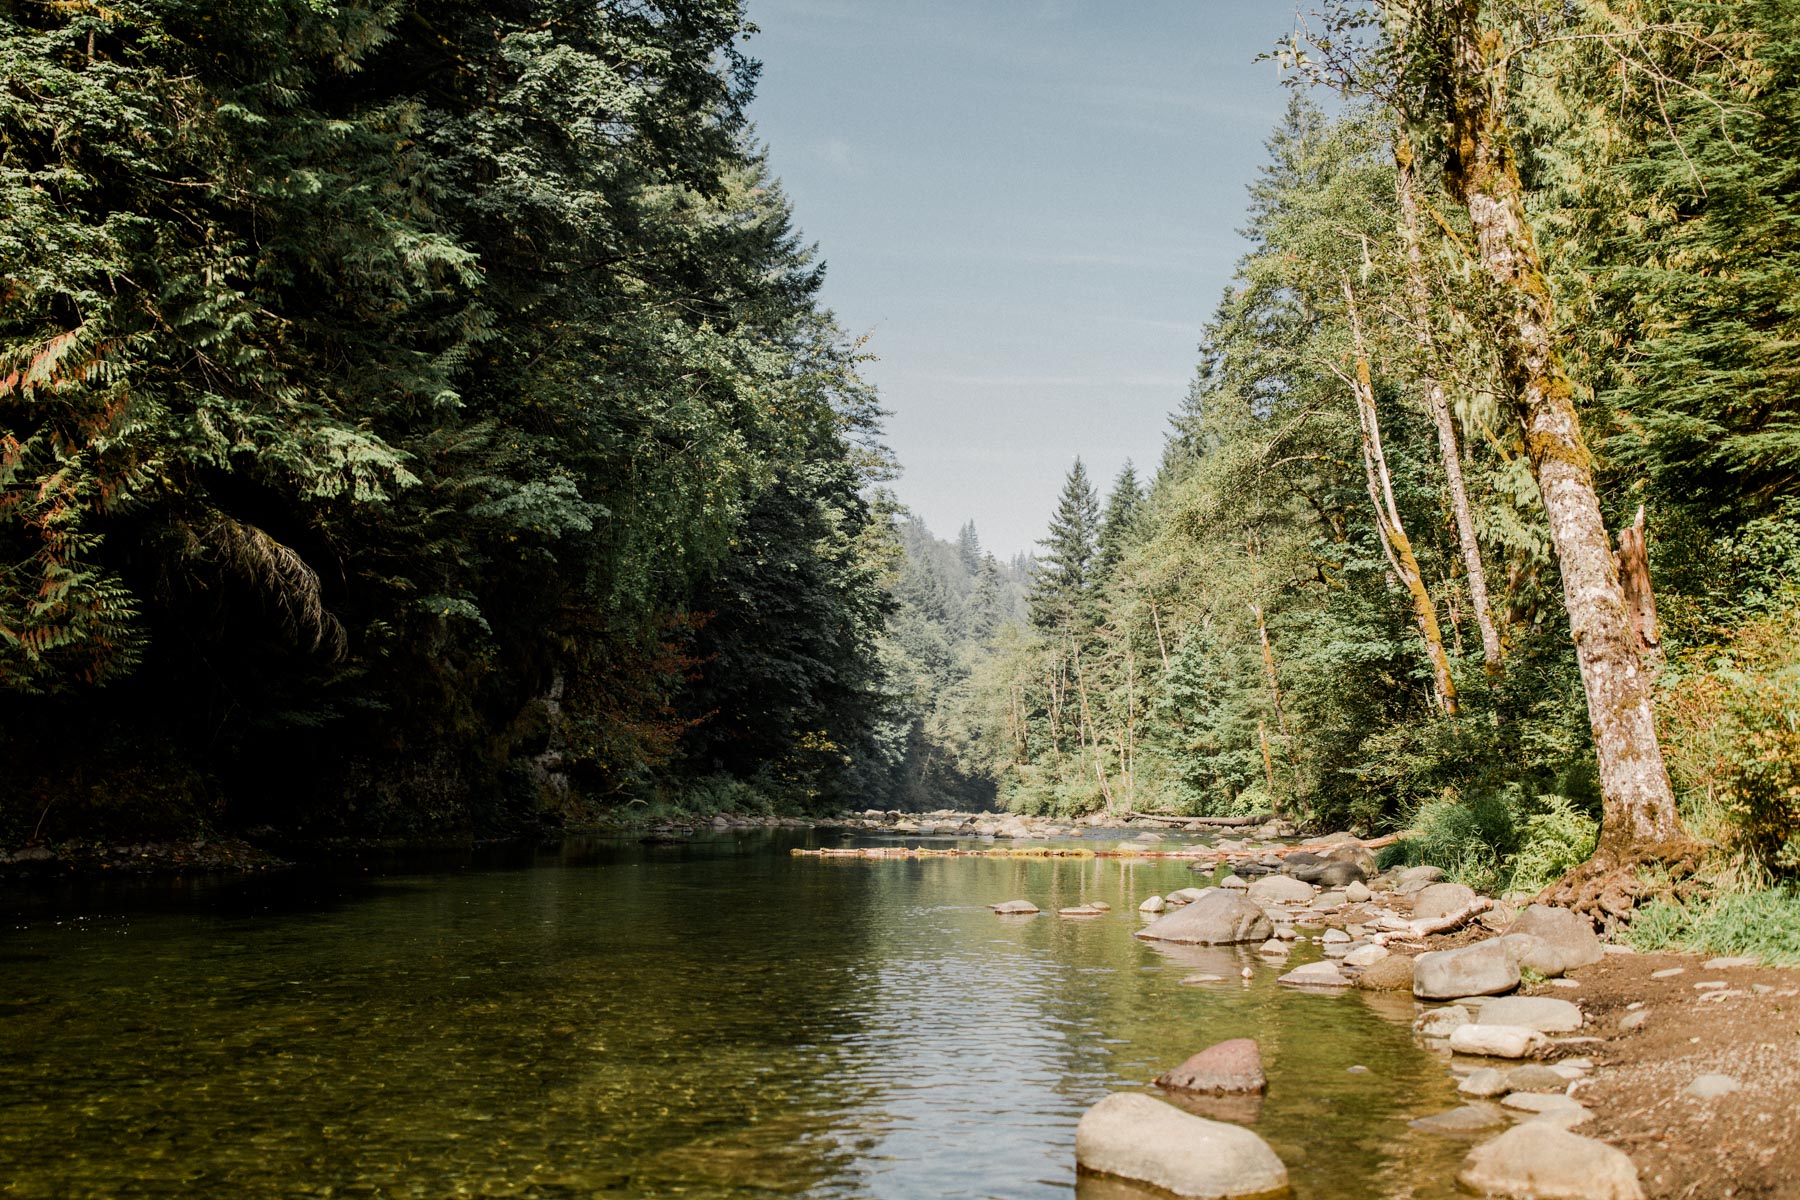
(1508, 795, 1600, 895)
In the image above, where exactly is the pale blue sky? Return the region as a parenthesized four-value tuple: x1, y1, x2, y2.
(745, 1, 1297, 559)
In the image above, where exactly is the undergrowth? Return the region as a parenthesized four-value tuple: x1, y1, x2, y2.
(1626, 887, 1800, 966)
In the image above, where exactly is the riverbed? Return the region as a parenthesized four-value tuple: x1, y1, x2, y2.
(0, 830, 1472, 1198)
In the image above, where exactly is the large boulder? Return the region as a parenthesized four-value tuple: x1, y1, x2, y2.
(1246, 874, 1314, 905)
(1155, 1038, 1267, 1095)
(1477, 996, 1584, 1033)
(1414, 939, 1521, 1000)
(1503, 905, 1604, 973)
(1136, 889, 1273, 945)
(1075, 1092, 1289, 1198)
(1290, 859, 1366, 887)
(1413, 882, 1479, 920)
(1456, 1123, 1644, 1200)
(1325, 842, 1378, 875)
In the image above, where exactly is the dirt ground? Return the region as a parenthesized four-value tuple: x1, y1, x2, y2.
(1522, 951, 1800, 1200)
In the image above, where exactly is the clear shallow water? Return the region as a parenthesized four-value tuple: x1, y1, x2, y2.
(0, 833, 1469, 1199)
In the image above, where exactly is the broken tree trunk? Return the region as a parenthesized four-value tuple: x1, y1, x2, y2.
(1344, 274, 1461, 716)
(1615, 505, 1662, 676)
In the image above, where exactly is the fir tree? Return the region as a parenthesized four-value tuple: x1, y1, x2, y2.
(1096, 462, 1144, 579)
(1029, 458, 1100, 632)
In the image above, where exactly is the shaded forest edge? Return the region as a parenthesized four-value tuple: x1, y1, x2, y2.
(1, 0, 949, 849)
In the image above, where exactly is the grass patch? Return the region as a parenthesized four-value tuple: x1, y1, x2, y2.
(1626, 887, 1800, 966)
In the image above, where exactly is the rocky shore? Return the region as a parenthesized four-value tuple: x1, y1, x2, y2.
(930, 817, 1799, 1200)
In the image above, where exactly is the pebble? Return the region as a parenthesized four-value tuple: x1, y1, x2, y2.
(1618, 1010, 1651, 1033)
(1703, 955, 1759, 969)
(1277, 961, 1351, 989)
(1345, 881, 1372, 903)
(1692, 980, 1726, 990)
(1650, 967, 1685, 979)
(1548, 978, 1581, 989)
(1140, 895, 1167, 913)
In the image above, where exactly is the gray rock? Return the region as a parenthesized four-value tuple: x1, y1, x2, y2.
(1257, 939, 1289, 956)
(990, 900, 1040, 914)
(1478, 996, 1584, 1033)
(1685, 1073, 1742, 1099)
(1503, 1065, 1570, 1093)
(1246, 874, 1314, 905)
(1354, 954, 1416, 991)
(1503, 905, 1604, 973)
(1413, 882, 1479, 920)
(1396, 864, 1446, 893)
(1409, 1104, 1506, 1136)
(1279, 961, 1352, 988)
(1135, 889, 1273, 945)
(1414, 939, 1522, 1000)
(1415, 1005, 1473, 1038)
(1448, 1024, 1548, 1059)
(1502, 1092, 1583, 1114)
(1321, 928, 1352, 944)
(1313, 890, 1348, 910)
(1219, 874, 1249, 890)
(1345, 881, 1373, 904)
(1155, 1038, 1267, 1095)
(1325, 842, 1378, 875)
(1344, 943, 1389, 967)
(1074, 1092, 1289, 1199)
(1139, 895, 1167, 913)
(1459, 1068, 1510, 1098)
(1703, 955, 1759, 970)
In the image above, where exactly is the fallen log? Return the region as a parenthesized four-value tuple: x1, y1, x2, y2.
(1406, 897, 1493, 938)
(1124, 811, 1272, 827)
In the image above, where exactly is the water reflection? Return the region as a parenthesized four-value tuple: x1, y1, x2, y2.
(0, 833, 1469, 1198)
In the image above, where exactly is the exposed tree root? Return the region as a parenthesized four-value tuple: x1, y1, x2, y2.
(1537, 836, 1710, 935)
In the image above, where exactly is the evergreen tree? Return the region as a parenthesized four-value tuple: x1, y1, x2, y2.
(1096, 462, 1145, 579)
(956, 521, 984, 574)
(1029, 458, 1100, 632)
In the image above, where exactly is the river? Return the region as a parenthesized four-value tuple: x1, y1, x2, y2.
(0, 830, 1473, 1198)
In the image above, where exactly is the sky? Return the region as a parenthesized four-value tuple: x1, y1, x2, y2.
(744, 1, 1298, 560)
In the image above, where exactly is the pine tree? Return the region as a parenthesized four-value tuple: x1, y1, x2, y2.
(1096, 462, 1144, 579)
(955, 521, 984, 574)
(1029, 459, 1100, 632)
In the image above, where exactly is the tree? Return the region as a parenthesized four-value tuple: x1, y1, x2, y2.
(1097, 462, 1145, 578)
(1029, 459, 1101, 632)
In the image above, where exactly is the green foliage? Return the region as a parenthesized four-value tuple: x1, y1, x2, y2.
(1508, 796, 1601, 896)
(1627, 888, 1800, 967)
(0, 0, 897, 843)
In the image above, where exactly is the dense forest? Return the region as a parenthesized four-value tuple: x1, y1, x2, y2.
(5, 0, 1799, 926)
(0, 0, 916, 843)
(896, 0, 1800, 918)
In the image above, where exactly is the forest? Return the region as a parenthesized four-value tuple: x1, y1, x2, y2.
(894, 0, 1800, 926)
(4, 0, 1799, 933)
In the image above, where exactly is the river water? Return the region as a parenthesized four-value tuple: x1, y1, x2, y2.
(0, 830, 1472, 1199)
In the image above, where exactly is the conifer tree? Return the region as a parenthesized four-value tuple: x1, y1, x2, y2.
(1029, 459, 1101, 632)
(1096, 462, 1144, 579)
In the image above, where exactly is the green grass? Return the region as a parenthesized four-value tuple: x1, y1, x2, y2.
(1626, 887, 1800, 966)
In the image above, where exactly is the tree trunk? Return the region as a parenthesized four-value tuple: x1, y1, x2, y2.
(1344, 275, 1460, 716)
(1396, 144, 1504, 675)
(1428, 0, 1679, 855)
(1249, 599, 1289, 738)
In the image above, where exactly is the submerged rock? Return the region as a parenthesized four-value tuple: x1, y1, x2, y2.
(1456, 1123, 1643, 1200)
(1075, 1092, 1289, 1198)
(1409, 1104, 1506, 1136)
(1155, 1038, 1267, 1095)
(1136, 890, 1273, 946)
(1139, 895, 1167, 914)
(1278, 961, 1350, 988)
(990, 900, 1040, 915)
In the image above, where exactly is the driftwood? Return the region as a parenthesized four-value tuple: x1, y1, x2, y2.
(1406, 897, 1493, 938)
(1124, 811, 1272, 828)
